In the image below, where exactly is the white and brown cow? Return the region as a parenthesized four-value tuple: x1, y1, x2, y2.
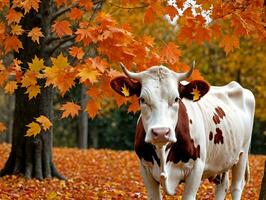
(111, 63, 255, 200)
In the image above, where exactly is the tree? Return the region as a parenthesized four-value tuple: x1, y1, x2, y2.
(0, 0, 264, 183)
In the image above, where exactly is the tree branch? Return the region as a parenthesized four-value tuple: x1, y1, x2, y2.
(51, 3, 78, 22)
(107, 1, 149, 9)
(47, 35, 76, 56)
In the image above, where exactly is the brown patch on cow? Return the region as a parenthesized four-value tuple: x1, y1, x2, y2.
(167, 100, 200, 164)
(214, 128, 224, 144)
(212, 113, 220, 124)
(209, 131, 213, 141)
(134, 119, 160, 166)
(189, 119, 192, 124)
(215, 106, 226, 119)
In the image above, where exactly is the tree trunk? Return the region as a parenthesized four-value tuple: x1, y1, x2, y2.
(77, 85, 88, 149)
(0, 0, 64, 180)
(5, 95, 14, 143)
(259, 161, 266, 200)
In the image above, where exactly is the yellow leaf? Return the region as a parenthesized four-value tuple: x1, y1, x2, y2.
(11, 24, 24, 35)
(59, 102, 81, 118)
(28, 27, 44, 44)
(25, 84, 40, 99)
(78, 68, 100, 83)
(35, 115, 52, 131)
(28, 56, 45, 72)
(25, 122, 41, 137)
(51, 53, 69, 68)
(4, 81, 17, 94)
(21, 71, 37, 88)
(121, 84, 129, 97)
(0, 122, 7, 133)
(191, 86, 201, 101)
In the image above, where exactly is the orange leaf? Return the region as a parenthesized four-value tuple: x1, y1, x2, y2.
(69, 46, 84, 60)
(52, 20, 72, 38)
(78, 66, 100, 84)
(4, 35, 23, 53)
(86, 99, 100, 119)
(28, 56, 45, 72)
(0, 122, 7, 133)
(165, 6, 178, 21)
(68, 8, 84, 20)
(28, 27, 44, 44)
(11, 24, 24, 35)
(219, 35, 239, 55)
(144, 7, 155, 24)
(25, 84, 40, 99)
(6, 9, 23, 25)
(4, 81, 17, 94)
(35, 115, 52, 131)
(60, 102, 81, 118)
(79, 0, 93, 11)
(128, 96, 139, 113)
(161, 42, 181, 65)
(25, 122, 41, 137)
(22, 0, 40, 13)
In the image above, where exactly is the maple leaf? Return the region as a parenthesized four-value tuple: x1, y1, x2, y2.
(22, 0, 40, 14)
(121, 84, 129, 97)
(21, 71, 37, 88)
(11, 24, 24, 35)
(191, 86, 201, 101)
(69, 47, 84, 60)
(28, 27, 44, 44)
(219, 35, 239, 55)
(28, 55, 45, 72)
(6, 9, 23, 25)
(86, 99, 101, 119)
(4, 81, 17, 94)
(78, 67, 100, 83)
(51, 53, 69, 68)
(52, 20, 72, 38)
(68, 8, 84, 20)
(144, 6, 155, 24)
(161, 42, 181, 64)
(35, 115, 52, 131)
(60, 102, 81, 118)
(128, 96, 139, 113)
(79, 0, 93, 11)
(4, 35, 23, 53)
(0, 122, 7, 133)
(165, 6, 178, 21)
(25, 84, 40, 99)
(25, 122, 41, 137)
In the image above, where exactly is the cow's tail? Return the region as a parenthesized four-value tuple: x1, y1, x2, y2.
(245, 158, 250, 184)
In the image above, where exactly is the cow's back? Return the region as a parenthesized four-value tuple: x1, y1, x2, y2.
(184, 81, 255, 178)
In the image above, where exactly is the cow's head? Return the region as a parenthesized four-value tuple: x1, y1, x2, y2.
(111, 63, 209, 147)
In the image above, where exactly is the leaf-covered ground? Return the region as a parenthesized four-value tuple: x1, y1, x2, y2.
(0, 143, 265, 199)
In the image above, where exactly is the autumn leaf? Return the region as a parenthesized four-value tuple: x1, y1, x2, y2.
(22, 0, 40, 14)
(4, 35, 23, 53)
(161, 42, 181, 64)
(165, 6, 178, 21)
(78, 67, 100, 83)
(78, 0, 93, 11)
(127, 96, 139, 113)
(219, 35, 240, 55)
(35, 115, 52, 131)
(69, 47, 84, 60)
(121, 84, 129, 97)
(28, 27, 44, 44)
(86, 99, 101, 119)
(60, 102, 81, 118)
(52, 20, 72, 37)
(4, 81, 17, 94)
(28, 56, 45, 72)
(51, 53, 69, 68)
(25, 122, 41, 137)
(68, 8, 84, 20)
(21, 71, 37, 88)
(6, 9, 23, 25)
(144, 6, 155, 24)
(191, 86, 201, 101)
(25, 84, 40, 99)
(11, 24, 24, 35)
(0, 122, 7, 133)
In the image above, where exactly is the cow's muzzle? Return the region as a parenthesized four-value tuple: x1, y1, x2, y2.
(151, 127, 170, 144)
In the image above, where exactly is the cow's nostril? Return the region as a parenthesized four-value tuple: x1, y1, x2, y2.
(151, 128, 170, 142)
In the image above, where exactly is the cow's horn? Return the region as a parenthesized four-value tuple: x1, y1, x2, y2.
(120, 62, 143, 80)
(176, 61, 195, 81)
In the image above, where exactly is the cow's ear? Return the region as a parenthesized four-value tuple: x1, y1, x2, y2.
(110, 76, 141, 97)
(179, 80, 210, 102)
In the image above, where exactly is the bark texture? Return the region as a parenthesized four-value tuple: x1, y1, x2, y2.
(0, 0, 64, 180)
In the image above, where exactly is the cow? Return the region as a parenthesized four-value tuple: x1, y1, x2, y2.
(110, 62, 255, 200)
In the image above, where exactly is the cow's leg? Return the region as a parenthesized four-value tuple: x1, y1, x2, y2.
(231, 152, 248, 200)
(215, 172, 229, 200)
(182, 160, 204, 200)
(140, 163, 162, 200)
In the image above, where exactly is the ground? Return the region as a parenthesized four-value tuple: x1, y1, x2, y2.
(0, 143, 265, 199)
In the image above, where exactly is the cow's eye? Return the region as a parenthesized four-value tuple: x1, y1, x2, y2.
(174, 97, 179, 103)
(139, 97, 145, 104)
